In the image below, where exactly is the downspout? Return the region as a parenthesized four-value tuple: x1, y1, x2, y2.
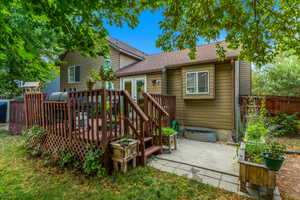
(234, 60, 240, 142)
(161, 67, 167, 94)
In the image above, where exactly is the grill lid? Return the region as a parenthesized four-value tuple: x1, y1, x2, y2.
(47, 92, 68, 101)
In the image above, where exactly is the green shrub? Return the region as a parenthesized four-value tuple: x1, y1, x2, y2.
(22, 126, 47, 156)
(268, 112, 299, 136)
(162, 127, 177, 136)
(83, 147, 105, 177)
(243, 99, 269, 163)
(245, 142, 264, 163)
(41, 149, 60, 166)
(245, 121, 269, 142)
(58, 150, 77, 168)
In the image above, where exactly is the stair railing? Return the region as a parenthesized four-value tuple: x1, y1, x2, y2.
(122, 90, 149, 164)
(143, 93, 169, 147)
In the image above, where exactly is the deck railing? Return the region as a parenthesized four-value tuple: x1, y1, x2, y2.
(147, 93, 176, 126)
(23, 89, 169, 163)
(143, 93, 170, 147)
(11, 90, 176, 166)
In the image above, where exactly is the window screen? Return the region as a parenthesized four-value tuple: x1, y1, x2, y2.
(68, 66, 80, 83)
(186, 71, 209, 94)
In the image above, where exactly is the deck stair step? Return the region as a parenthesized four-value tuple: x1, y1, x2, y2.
(139, 145, 161, 157)
(142, 136, 153, 143)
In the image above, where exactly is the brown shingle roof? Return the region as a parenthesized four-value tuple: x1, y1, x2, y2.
(116, 41, 240, 76)
(107, 36, 147, 60)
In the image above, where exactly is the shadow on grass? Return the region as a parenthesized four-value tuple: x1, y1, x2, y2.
(0, 135, 251, 200)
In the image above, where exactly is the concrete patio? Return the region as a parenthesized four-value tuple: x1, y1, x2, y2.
(157, 138, 239, 175)
(149, 138, 281, 199)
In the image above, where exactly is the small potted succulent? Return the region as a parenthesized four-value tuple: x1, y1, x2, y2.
(262, 141, 286, 171)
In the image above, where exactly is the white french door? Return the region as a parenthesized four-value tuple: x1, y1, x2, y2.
(121, 77, 146, 105)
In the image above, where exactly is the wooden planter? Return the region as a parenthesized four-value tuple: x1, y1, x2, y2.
(110, 139, 138, 173)
(238, 143, 276, 198)
(162, 132, 178, 152)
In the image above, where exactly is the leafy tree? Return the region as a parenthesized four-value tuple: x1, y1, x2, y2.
(157, 0, 300, 65)
(252, 51, 300, 96)
(1, 0, 156, 95)
(1, 0, 300, 96)
(0, 4, 62, 96)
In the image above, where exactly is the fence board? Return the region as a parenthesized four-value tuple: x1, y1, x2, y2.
(240, 95, 300, 123)
(9, 101, 26, 134)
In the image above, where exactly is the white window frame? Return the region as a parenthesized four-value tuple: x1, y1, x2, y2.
(186, 70, 209, 94)
(68, 65, 80, 83)
(120, 76, 147, 102)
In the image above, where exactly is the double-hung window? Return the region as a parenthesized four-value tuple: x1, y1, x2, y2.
(68, 65, 80, 83)
(186, 71, 209, 94)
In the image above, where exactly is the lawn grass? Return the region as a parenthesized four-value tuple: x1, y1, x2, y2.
(0, 135, 250, 200)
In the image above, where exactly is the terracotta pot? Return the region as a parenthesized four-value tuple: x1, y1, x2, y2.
(86, 81, 95, 90)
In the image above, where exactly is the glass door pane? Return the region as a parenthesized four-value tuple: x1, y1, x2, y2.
(124, 80, 132, 96)
(136, 79, 145, 107)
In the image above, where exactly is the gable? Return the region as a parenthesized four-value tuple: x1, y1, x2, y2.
(120, 53, 139, 68)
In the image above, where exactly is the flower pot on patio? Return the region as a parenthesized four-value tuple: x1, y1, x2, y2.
(262, 141, 286, 171)
(158, 127, 178, 153)
(262, 156, 284, 171)
(162, 133, 177, 152)
(110, 138, 138, 173)
(238, 142, 276, 199)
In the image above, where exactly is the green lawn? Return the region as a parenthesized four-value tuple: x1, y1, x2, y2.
(0, 135, 250, 200)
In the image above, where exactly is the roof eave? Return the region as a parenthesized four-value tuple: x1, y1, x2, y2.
(116, 56, 239, 77)
(108, 42, 146, 61)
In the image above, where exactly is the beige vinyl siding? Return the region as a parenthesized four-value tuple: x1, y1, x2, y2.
(167, 62, 234, 130)
(120, 54, 138, 68)
(60, 51, 104, 91)
(147, 73, 162, 94)
(110, 48, 120, 72)
(60, 48, 121, 91)
(239, 60, 251, 95)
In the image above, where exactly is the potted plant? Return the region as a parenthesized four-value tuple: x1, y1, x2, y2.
(86, 68, 100, 90)
(157, 127, 178, 152)
(262, 141, 286, 171)
(238, 99, 277, 196)
(110, 136, 138, 173)
(86, 78, 95, 90)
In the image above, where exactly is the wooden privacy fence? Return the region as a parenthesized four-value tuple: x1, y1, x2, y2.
(240, 95, 300, 123)
(22, 89, 175, 166)
(9, 100, 26, 134)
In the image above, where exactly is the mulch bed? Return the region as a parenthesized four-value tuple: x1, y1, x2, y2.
(278, 154, 300, 200)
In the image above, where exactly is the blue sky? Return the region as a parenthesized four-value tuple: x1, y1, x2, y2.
(105, 10, 226, 55)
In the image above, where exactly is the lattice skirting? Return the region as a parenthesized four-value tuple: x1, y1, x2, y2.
(40, 134, 102, 161)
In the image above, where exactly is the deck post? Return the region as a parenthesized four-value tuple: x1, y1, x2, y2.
(101, 88, 107, 144)
(123, 91, 129, 137)
(24, 93, 28, 128)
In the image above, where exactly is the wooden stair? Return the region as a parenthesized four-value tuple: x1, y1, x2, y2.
(138, 136, 162, 165)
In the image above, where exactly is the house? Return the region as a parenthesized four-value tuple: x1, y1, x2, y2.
(60, 37, 251, 141)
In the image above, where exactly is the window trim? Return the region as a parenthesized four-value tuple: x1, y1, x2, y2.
(68, 65, 81, 84)
(186, 70, 209, 95)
